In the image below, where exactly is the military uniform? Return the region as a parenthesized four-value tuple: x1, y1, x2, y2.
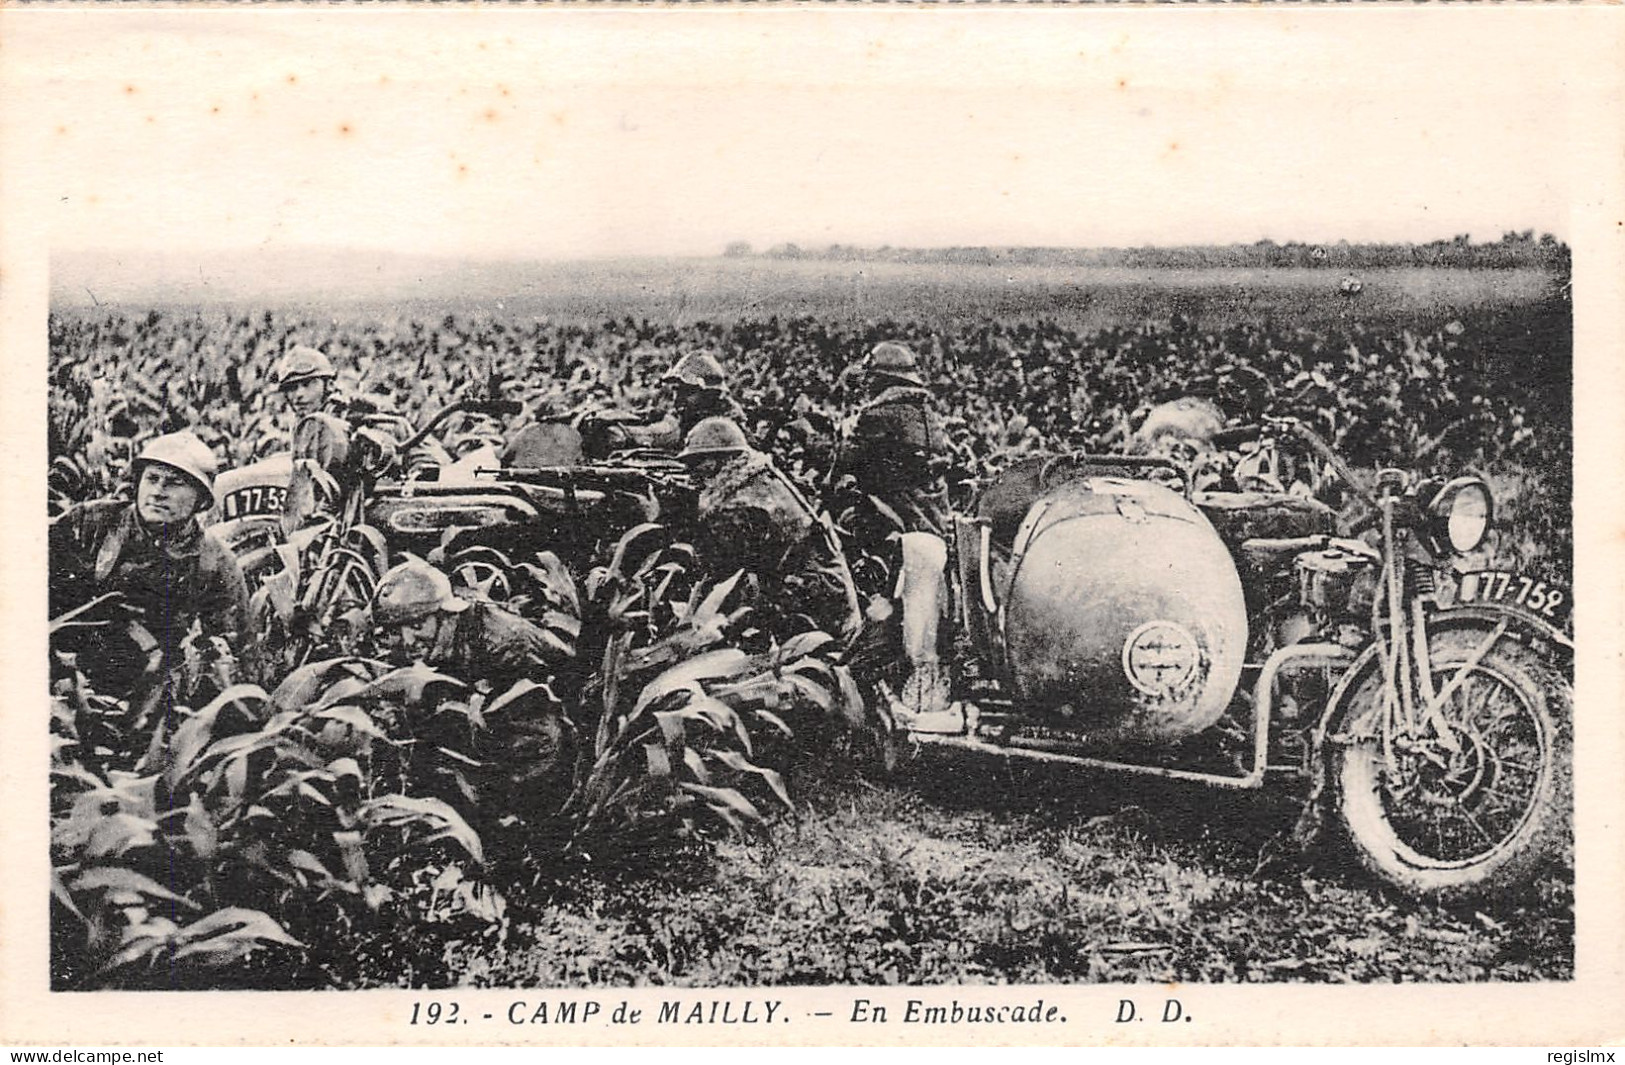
(694, 450, 861, 646)
(605, 391, 748, 454)
(838, 382, 951, 539)
(380, 584, 573, 817)
(52, 499, 253, 657)
(420, 597, 569, 692)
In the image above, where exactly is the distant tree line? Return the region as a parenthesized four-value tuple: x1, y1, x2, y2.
(726, 231, 1569, 271)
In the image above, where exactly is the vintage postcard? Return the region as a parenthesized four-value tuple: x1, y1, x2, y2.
(2, 3, 1622, 1049)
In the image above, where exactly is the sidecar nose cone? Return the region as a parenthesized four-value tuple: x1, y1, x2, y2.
(1003, 478, 1247, 744)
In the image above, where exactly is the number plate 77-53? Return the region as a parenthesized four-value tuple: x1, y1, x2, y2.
(1456, 569, 1571, 629)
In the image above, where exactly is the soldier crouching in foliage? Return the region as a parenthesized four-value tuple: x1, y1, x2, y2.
(50, 431, 256, 735)
(582, 350, 748, 458)
(370, 557, 571, 690)
(830, 342, 953, 717)
(369, 557, 574, 817)
(679, 417, 862, 650)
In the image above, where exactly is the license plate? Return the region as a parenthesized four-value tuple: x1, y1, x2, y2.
(1457, 569, 1571, 629)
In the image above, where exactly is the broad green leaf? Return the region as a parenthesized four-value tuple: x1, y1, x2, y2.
(784, 673, 834, 713)
(484, 678, 557, 721)
(681, 747, 711, 784)
(359, 794, 485, 866)
(325, 757, 363, 786)
(183, 793, 218, 861)
(678, 782, 763, 826)
(653, 710, 685, 748)
(333, 830, 370, 886)
(709, 749, 793, 811)
(643, 743, 672, 778)
(165, 707, 223, 790)
(633, 648, 750, 716)
(350, 664, 468, 707)
(755, 708, 794, 739)
(834, 664, 868, 728)
(313, 705, 389, 740)
(270, 657, 373, 712)
(285, 849, 345, 887)
(777, 630, 836, 666)
(85, 814, 158, 861)
(168, 907, 304, 965)
(50, 869, 84, 922)
(311, 676, 374, 711)
(69, 866, 197, 908)
(695, 570, 744, 621)
(606, 522, 665, 580)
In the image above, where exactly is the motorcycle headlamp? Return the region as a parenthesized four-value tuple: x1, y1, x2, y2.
(1428, 477, 1494, 554)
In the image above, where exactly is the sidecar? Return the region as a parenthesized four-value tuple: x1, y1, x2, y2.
(908, 451, 1352, 788)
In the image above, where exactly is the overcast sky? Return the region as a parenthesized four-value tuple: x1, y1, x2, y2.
(3, 7, 1610, 259)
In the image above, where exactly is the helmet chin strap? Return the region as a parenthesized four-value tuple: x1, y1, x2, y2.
(135, 508, 196, 541)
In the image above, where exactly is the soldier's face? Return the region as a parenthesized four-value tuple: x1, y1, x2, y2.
(283, 378, 330, 417)
(685, 454, 728, 482)
(389, 614, 441, 660)
(136, 464, 203, 525)
(672, 383, 704, 412)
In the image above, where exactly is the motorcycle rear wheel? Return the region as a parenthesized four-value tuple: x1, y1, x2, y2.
(1331, 629, 1571, 902)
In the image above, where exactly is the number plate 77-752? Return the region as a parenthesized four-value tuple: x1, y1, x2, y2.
(1456, 569, 1570, 629)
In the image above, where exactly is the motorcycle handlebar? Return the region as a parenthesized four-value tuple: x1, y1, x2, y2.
(398, 398, 522, 453)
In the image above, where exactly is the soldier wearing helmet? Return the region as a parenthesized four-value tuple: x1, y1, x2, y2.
(584, 349, 747, 458)
(833, 341, 951, 539)
(370, 557, 570, 691)
(51, 430, 255, 689)
(831, 342, 954, 717)
(370, 558, 574, 810)
(680, 418, 861, 646)
(274, 345, 339, 419)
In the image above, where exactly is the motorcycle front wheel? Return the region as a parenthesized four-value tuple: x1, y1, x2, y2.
(1331, 628, 1571, 902)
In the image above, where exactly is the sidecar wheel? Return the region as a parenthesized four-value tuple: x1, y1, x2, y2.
(1331, 631, 1571, 902)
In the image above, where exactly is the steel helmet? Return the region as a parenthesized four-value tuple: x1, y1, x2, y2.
(679, 416, 749, 463)
(133, 430, 219, 510)
(372, 558, 469, 628)
(275, 345, 338, 389)
(663, 351, 727, 392)
(867, 341, 924, 386)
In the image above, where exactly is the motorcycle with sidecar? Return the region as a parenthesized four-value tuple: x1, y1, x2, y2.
(906, 413, 1572, 900)
(211, 397, 694, 665)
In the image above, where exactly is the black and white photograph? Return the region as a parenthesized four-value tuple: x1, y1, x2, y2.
(3, 3, 1622, 1049)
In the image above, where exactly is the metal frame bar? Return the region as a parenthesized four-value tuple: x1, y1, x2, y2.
(911, 642, 1356, 788)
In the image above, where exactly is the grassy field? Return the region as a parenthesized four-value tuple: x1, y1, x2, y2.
(379, 754, 1571, 988)
(53, 249, 1563, 335)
